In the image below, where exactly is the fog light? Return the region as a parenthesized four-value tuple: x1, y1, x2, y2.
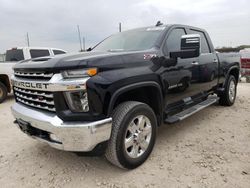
(50, 133, 61, 143)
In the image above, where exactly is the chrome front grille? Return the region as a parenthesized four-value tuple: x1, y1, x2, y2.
(12, 72, 89, 113)
(14, 87, 55, 112)
(14, 71, 54, 80)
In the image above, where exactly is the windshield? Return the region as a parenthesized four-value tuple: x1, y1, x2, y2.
(5, 49, 24, 61)
(93, 28, 164, 52)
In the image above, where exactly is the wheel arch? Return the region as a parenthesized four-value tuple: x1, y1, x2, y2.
(107, 81, 163, 126)
(227, 66, 240, 84)
(0, 74, 11, 93)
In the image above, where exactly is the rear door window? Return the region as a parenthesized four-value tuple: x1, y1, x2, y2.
(30, 49, 50, 58)
(5, 49, 24, 61)
(189, 29, 210, 53)
(53, 50, 66, 55)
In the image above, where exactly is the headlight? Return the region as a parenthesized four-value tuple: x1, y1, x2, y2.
(64, 91, 89, 112)
(62, 68, 97, 78)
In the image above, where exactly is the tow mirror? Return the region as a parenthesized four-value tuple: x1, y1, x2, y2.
(170, 34, 201, 59)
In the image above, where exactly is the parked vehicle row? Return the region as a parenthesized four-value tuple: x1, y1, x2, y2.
(0, 47, 66, 103)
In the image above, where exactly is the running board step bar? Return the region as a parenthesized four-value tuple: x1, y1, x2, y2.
(164, 96, 219, 124)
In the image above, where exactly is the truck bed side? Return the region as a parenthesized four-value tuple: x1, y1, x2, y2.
(216, 52, 240, 86)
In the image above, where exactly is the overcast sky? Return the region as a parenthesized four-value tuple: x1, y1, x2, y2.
(0, 0, 249, 53)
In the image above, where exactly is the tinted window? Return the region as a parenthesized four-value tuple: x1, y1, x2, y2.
(30, 49, 50, 58)
(165, 28, 186, 54)
(5, 49, 24, 61)
(53, 50, 66, 55)
(189, 30, 210, 53)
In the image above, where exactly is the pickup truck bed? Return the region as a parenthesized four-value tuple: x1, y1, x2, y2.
(216, 52, 241, 84)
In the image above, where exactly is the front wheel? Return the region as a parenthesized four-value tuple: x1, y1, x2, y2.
(219, 75, 237, 106)
(105, 101, 157, 169)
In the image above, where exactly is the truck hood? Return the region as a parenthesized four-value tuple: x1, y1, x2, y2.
(13, 50, 158, 72)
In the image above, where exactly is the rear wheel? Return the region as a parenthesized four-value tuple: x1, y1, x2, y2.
(105, 101, 157, 169)
(219, 75, 237, 106)
(0, 82, 7, 103)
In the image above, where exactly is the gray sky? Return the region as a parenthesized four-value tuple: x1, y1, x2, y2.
(0, 0, 250, 53)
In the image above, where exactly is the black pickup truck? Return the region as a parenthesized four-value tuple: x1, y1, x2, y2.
(11, 24, 240, 169)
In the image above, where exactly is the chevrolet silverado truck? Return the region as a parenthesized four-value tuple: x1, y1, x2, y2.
(11, 24, 240, 169)
(0, 47, 66, 103)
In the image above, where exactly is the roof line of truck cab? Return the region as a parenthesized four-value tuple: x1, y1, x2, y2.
(118, 24, 215, 52)
(8, 46, 65, 51)
(5, 47, 67, 62)
(153, 24, 216, 53)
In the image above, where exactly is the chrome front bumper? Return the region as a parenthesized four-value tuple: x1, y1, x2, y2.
(11, 103, 112, 152)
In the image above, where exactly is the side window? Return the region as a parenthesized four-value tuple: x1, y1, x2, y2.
(189, 30, 210, 53)
(164, 28, 186, 54)
(53, 50, 66, 55)
(30, 49, 50, 58)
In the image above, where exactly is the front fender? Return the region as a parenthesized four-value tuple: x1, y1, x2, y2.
(107, 81, 163, 116)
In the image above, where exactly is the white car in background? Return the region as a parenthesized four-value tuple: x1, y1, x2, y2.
(0, 47, 66, 103)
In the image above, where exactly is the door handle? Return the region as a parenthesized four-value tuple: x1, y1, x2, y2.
(191, 61, 199, 65)
(213, 59, 218, 63)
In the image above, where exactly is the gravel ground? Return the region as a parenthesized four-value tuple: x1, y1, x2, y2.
(0, 83, 249, 188)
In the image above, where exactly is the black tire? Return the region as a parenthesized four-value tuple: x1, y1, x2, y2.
(0, 82, 7, 103)
(219, 75, 237, 106)
(105, 101, 157, 169)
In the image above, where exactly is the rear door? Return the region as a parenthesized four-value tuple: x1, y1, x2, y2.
(187, 29, 219, 89)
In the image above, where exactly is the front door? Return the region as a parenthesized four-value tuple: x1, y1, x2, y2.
(158, 27, 208, 107)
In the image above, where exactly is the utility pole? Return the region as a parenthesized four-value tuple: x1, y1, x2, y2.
(82, 37, 85, 51)
(77, 25, 83, 51)
(119, 23, 122, 32)
(26, 32, 30, 47)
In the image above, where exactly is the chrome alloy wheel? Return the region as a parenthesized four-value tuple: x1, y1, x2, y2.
(229, 80, 236, 102)
(124, 115, 152, 158)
